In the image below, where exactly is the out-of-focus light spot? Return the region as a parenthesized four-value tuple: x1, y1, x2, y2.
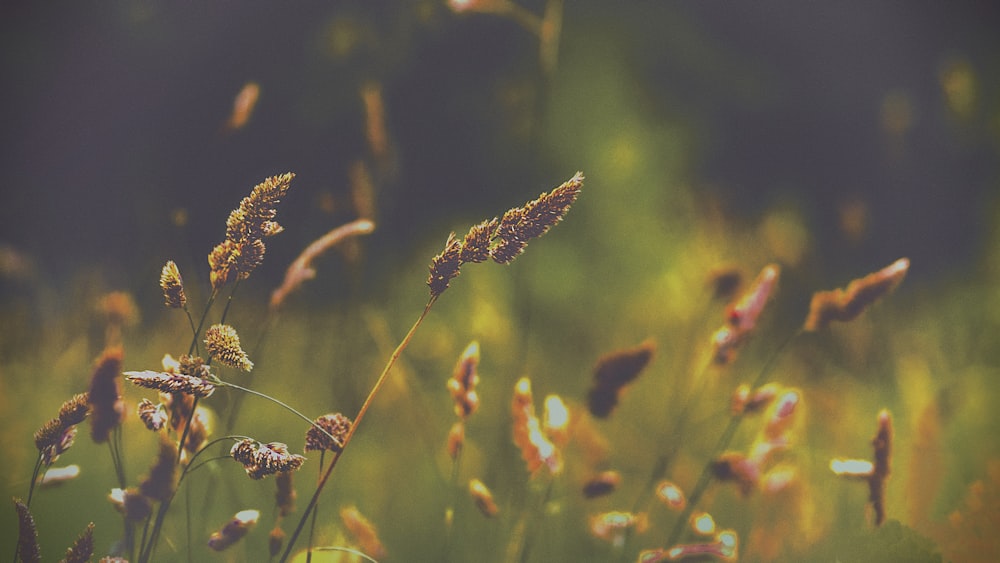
(171, 207, 188, 227)
(760, 206, 808, 267)
(940, 58, 978, 121)
(830, 458, 874, 478)
(881, 90, 914, 137)
(691, 511, 716, 535)
(838, 197, 869, 243)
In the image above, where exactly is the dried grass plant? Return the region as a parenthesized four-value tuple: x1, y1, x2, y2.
(12, 6, 974, 563)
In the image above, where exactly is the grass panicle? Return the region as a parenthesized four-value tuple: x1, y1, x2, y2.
(204, 323, 253, 372)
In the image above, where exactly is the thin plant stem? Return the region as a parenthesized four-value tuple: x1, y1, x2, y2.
(518, 474, 556, 563)
(279, 298, 437, 563)
(189, 288, 219, 356)
(307, 450, 326, 563)
(216, 381, 338, 446)
(184, 306, 199, 354)
(443, 439, 464, 563)
(25, 454, 44, 507)
(665, 329, 802, 546)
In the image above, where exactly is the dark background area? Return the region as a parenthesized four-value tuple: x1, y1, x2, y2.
(1, 1, 998, 300)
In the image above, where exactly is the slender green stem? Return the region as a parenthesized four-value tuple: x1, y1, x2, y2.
(443, 435, 464, 563)
(279, 298, 437, 563)
(189, 289, 218, 356)
(307, 451, 326, 563)
(184, 306, 199, 354)
(215, 381, 338, 445)
(24, 454, 44, 507)
(518, 474, 556, 563)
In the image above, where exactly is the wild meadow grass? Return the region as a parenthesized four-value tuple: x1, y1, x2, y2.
(4, 3, 1000, 562)
(8, 164, 997, 562)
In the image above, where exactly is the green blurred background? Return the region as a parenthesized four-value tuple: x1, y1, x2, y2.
(2, 1, 1000, 561)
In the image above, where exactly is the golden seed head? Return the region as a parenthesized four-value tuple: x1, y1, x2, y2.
(205, 323, 253, 371)
(159, 260, 186, 308)
(304, 413, 353, 453)
(426, 172, 583, 296)
(210, 173, 295, 290)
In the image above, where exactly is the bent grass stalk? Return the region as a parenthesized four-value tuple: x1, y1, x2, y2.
(279, 298, 437, 562)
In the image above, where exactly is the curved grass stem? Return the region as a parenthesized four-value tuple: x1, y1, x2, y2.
(279, 297, 437, 563)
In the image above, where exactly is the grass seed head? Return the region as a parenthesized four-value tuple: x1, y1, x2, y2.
(205, 323, 253, 371)
(804, 258, 909, 331)
(159, 260, 186, 308)
(62, 522, 95, 563)
(208, 509, 259, 551)
(14, 498, 41, 563)
(305, 413, 353, 453)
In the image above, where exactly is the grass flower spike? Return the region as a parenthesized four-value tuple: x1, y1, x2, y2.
(205, 323, 253, 371)
(126, 370, 216, 398)
(231, 439, 305, 480)
(14, 498, 41, 563)
(711, 264, 780, 365)
(587, 338, 656, 418)
(427, 172, 583, 298)
(804, 258, 909, 331)
(209, 173, 294, 290)
(447, 341, 481, 419)
(208, 509, 260, 551)
(61, 522, 95, 563)
(159, 260, 186, 308)
(304, 413, 352, 453)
